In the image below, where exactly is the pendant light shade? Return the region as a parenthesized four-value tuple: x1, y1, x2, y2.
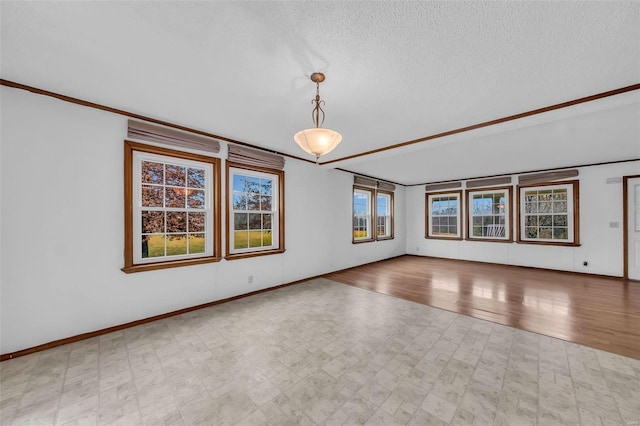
(293, 128, 342, 158)
(293, 72, 342, 162)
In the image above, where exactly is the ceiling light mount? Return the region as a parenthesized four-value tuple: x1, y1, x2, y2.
(294, 72, 342, 163)
(310, 72, 325, 84)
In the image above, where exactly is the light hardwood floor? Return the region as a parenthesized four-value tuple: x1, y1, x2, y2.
(326, 255, 640, 360)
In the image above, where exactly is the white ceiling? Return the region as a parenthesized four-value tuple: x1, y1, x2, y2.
(2, 1, 639, 185)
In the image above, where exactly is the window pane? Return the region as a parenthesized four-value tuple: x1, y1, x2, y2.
(234, 213, 248, 230)
(539, 215, 552, 226)
(247, 176, 260, 193)
(187, 190, 205, 209)
(525, 227, 537, 238)
(539, 190, 552, 201)
(142, 211, 164, 234)
(142, 185, 163, 207)
(261, 179, 272, 195)
(189, 234, 205, 254)
(188, 212, 205, 233)
(141, 161, 163, 184)
(553, 191, 567, 201)
(167, 211, 187, 233)
(187, 168, 205, 188)
(234, 231, 249, 249)
(165, 188, 185, 208)
(262, 230, 272, 246)
(377, 195, 388, 214)
(554, 201, 567, 213)
(354, 194, 369, 214)
(540, 228, 552, 239)
(249, 230, 264, 248)
(247, 193, 261, 210)
(552, 215, 565, 226)
(145, 234, 165, 258)
(249, 213, 262, 230)
(554, 228, 568, 239)
(166, 235, 187, 255)
(233, 175, 247, 192)
(262, 214, 272, 230)
(261, 195, 272, 211)
(165, 165, 186, 186)
(233, 193, 246, 210)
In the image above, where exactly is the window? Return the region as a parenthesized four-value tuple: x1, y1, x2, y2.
(467, 187, 512, 241)
(426, 191, 462, 239)
(518, 181, 579, 245)
(353, 185, 394, 243)
(123, 141, 221, 273)
(376, 191, 394, 239)
(227, 164, 284, 259)
(353, 187, 374, 242)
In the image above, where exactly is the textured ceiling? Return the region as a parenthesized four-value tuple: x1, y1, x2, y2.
(2, 1, 639, 184)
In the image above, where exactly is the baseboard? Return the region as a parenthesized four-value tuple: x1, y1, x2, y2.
(404, 253, 626, 280)
(0, 276, 315, 362)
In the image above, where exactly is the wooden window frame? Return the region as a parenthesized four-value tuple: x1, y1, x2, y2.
(466, 186, 513, 242)
(122, 141, 222, 273)
(517, 180, 580, 246)
(425, 190, 463, 240)
(226, 162, 285, 260)
(353, 186, 375, 243)
(376, 189, 395, 241)
(352, 186, 395, 244)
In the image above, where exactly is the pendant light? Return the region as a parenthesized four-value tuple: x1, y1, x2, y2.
(293, 72, 342, 162)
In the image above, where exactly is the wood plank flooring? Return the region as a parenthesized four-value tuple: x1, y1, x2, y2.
(325, 255, 640, 360)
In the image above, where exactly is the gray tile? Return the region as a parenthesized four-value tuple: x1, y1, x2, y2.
(1, 279, 639, 426)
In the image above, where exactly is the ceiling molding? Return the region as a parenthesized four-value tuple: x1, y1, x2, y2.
(411, 158, 640, 187)
(0, 78, 315, 165)
(3, 78, 638, 180)
(320, 83, 640, 166)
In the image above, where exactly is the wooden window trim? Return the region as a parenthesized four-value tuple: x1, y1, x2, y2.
(425, 190, 464, 240)
(516, 180, 580, 246)
(225, 162, 285, 260)
(376, 189, 395, 241)
(353, 185, 375, 244)
(465, 186, 513, 242)
(352, 186, 395, 244)
(122, 141, 222, 273)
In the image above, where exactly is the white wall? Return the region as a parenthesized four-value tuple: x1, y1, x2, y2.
(0, 86, 406, 354)
(406, 161, 639, 277)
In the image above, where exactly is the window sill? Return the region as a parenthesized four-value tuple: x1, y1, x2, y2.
(225, 248, 285, 261)
(425, 236, 463, 241)
(352, 238, 375, 244)
(122, 256, 221, 273)
(516, 240, 581, 247)
(466, 238, 513, 243)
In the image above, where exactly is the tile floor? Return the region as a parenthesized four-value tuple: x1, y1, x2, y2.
(1, 279, 639, 425)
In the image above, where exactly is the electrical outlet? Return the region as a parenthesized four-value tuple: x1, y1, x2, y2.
(416, 247, 420, 252)
(248, 275, 253, 284)
(609, 221, 619, 228)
